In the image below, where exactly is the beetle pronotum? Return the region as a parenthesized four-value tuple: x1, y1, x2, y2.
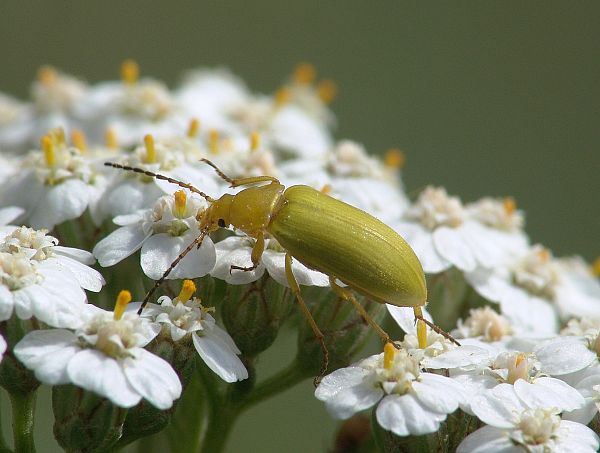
(105, 156, 457, 379)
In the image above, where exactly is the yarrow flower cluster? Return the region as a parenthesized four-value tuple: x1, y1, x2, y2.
(0, 61, 598, 452)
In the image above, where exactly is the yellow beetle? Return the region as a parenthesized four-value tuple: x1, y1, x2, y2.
(105, 158, 437, 376)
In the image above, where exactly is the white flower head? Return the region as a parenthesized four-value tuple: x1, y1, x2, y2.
(14, 290, 181, 409)
(142, 280, 248, 382)
(0, 226, 104, 292)
(315, 343, 466, 437)
(0, 250, 87, 327)
(94, 189, 216, 280)
(454, 306, 513, 343)
(458, 384, 599, 453)
(31, 66, 88, 116)
(0, 334, 6, 363)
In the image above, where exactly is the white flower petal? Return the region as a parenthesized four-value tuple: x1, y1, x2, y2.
(0, 286, 14, 321)
(141, 231, 215, 280)
(394, 222, 450, 274)
(413, 373, 465, 413)
(0, 206, 24, 225)
(556, 420, 600, 452)
(53, 246, 95, 265)
(122, 349, 181, 410)
(514, 377, 584, 412)
(433, 226, 477, 273)
(315, 367, 372, 402)
(262, 250, 329, 287)
(14, 329, 79, 384)
(535, 337, 597, 375)
(422, 345, 492, 370)
(67, 349, 141, 408)
(192, 332, 248, 382)
(93, 224, 150, 267)
(47, 255, 104, 292)
(386, 305, 433, 335)
(29, 179, 89, 229)
(457, 426, 521, 453)
(470, 384, 524, 428)
(376, 393, 446, 436)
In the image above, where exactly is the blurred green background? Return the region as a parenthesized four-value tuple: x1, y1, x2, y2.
(1, 2, 599, 452)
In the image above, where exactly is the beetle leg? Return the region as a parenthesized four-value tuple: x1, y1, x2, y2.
(329, 278, 396, 347)
(230, 233, 265, 273)
(285, 253, 329, 386)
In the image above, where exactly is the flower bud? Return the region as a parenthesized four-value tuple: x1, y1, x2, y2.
(0, 318, 40, 394)
(52, 384, 126, 452)
(220, 275, 292, 358)
(296, 287, 385, 374)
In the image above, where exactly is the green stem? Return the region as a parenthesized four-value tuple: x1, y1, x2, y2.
(10, 392, 36, 453)
(198, 405, 235, 453)
(0, 393, 12, 453)
(237, 360, 309, 413)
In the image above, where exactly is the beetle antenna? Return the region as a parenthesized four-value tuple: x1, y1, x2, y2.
(137, 229, 209, 314)
(414, 314, 461, 346)
(199, 158, 235, 185)
(104, 162, 216, 203)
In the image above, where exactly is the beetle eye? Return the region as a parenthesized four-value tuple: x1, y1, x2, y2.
(218, 218, 226, 228)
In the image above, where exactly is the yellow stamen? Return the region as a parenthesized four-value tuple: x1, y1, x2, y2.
(384, 149, 406, 170)
(41, 135, 55, 167)
(208, 129, 219, 154)
(144, 134, 157, 163)
(121, 59, 139, 85)
(293, 62, 317, 85)
(250, 131, 261, 151)
(176, 279, 196, 303)
(187, 118, 200, 138)
(536, 247, 551, 263)
(592, 257, 600, 278)
(383, 342, 396, 370)
(71, 129, 87, 152)
(503, 197, 516, 215)
(113, 290, 132, 320)
(274, 87, 291, 107)
(414, 306, 428, 349)
(320, 183, 332, 195)
(37, 65, 57, 85)
(174, 190, 187, 217)
(50, 127, 66, 146)
(105, 128, 118, 150)
(317, 79, 337, 103)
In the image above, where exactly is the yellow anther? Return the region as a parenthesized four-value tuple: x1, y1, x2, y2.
(41, 135, 55, 167)
(71, 129, 87, 152)
(317, 79, 337, 104)
(383, 342, 396, 370)
(515, 352, 526, 368)
(121, 59, 139, 85)
(293, 62, 317, 85)
(105, 128, 118, 150)
(50, 127, 66, 146)
(536, 247, 551, 263)
(320, 184, 332, 195)
(187, 118, 200, 138)
(174, 190, 187, 217)
(176, 279, 196, 303)
(250, 131, 261, 151)
(144, 134, 157, 163)
(384, 149, 406, 170)
(414, 306, 428, 349)
(274, 87, 291, 107)
(113, 290, 132, 320)
(503, 197, 517, 215)
(208, 129, 219, 154)
(37, 65, 57, 85)
(592, 257, 600, 278)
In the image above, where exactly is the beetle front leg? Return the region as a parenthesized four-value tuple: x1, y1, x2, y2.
(329, 277, 396, 347)
(230, 233, 265, 273)
(285, 253, 329, 386)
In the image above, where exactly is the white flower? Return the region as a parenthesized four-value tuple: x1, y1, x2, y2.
(0, 206, 25, 227)
(458, 384, 599, 453)
(315, 344, 466, 437)
(98, 134, 217, 219)
(563, 374, 600, 425)
(453, 306, 513, 343)
(141, 280, 248, 382)
(394, 187, 528, 274)
(0, 93, 34, 152)
(0, 251, 87, 327)
(0, 132, 107, 229)
(450, 349, 584, 414)
(14, 291, 181, 409)
(94, 190, 215, 280)
(210, 235, 328, 287)
(0, 226, 104, 292)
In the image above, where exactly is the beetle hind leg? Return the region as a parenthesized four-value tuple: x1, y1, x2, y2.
(413, 307, 461, 347)
(329, 278, 395, 347)
(285, 253, 329, 386)
(230, 232, 265, 274)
